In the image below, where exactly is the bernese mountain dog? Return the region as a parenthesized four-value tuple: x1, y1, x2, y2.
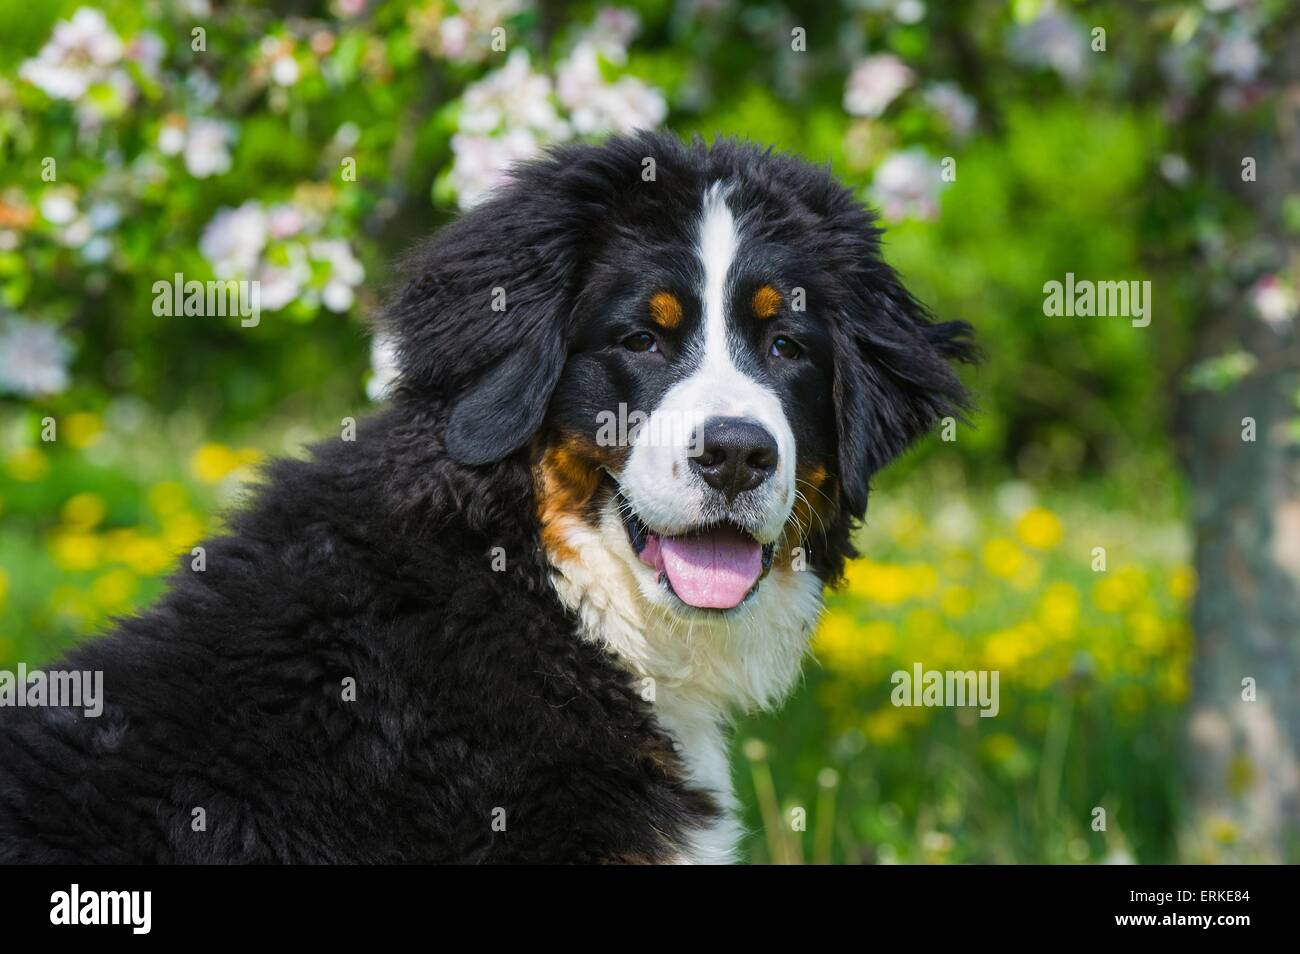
(0, 131, 975, 864)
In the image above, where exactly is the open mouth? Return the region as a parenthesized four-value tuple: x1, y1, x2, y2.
(620, 496, 775, 611)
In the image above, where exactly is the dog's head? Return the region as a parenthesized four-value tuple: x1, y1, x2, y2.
(387, 132, 976, 622)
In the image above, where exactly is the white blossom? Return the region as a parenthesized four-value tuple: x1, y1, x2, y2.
(923, 82, 977, 138)
(448, 22, 665, 209)
(1008, 9, 1089, 83)
(449, 130, 544, 209)
(311, 239, 365, 312)
(583, 7, 642, 61)
(437, 0, 528, 63)
(256, 246, 311, 311)
(183, 118, 235, 178)
(892, 0, 926, 24)
(261, 36, 301, 86)
(1209, 27, 1263, 83)
(1250, 275, 1297, 329)
(158, 122, 186, 156)
(459, 51, 569, 139)
(82, 234, 113, 263)
(556, 42, 666, 136)
(1159, 154, 1191, 186)
(271, 55, 300, 86)
(39, 191, 79, 226)
(200, 201, 268, 278)
(18, 7, 123, 101)
(0, 316, 74, 397)
(87, 200, 121, 231)
(126, 31, 165, 76)
(844, 54, 914, 118)
(267, 204, 305, 239)
(870, 148, 945, 221)
(438, 17, 472, 60)
(61, 218, 93, 248)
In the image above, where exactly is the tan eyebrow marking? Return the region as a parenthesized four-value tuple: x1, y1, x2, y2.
(752, 285, 782, 319)
(648, 290, 683, 329)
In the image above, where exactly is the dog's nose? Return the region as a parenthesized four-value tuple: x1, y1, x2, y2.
(691, 417, 778, 500)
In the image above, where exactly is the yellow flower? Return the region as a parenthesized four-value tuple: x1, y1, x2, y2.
(860, 619, 896, 658)
(148, 481, 189, 517)
(815, 613, 893, 677)
(191, 443, 242, 483)
(863, 707, 904, 744)
(162, 512, 204, 550)
(983, 622, 1042, 671)
(981, 537, 1026, 580)
(1206, 816, 1239, 846)
(903, 607, 943, 641)
(844, 560, 912, 606)
(1016, 506, 1063, 550)
(1008, 555, 1042, 592)
(51, 531, 101, 571)
(1157, 663, 1189, 703)
(1093, 565, 1148, 613)
(1129, 604, 1165, 654)
(65, 412, 103, 449)
(927, 631, 968, 668)
(1036, 581, 1080, 638)
(940, 585, 973, 618)
(61, 492, 106, 530)
(907, 563, 938, 600)
(0, 567, 8, 607)
(121, 536, 176, 575)
(103, 527, 139, 551)
(1169, 565, 1197, 603)
(91, 568, 137, 612)
(6, 447, 50, 481)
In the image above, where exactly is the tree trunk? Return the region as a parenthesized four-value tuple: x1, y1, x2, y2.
(1184, 46, 1300, 862)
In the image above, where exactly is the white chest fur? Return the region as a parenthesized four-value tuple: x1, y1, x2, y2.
(546, 503, 824, 864)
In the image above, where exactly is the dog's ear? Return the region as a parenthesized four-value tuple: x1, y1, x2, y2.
(832, 262, 978, 519)
(383, 155, 592, 466)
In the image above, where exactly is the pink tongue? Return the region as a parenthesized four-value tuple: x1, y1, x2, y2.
(643, 527, 762, 609)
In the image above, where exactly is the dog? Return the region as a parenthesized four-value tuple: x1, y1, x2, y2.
(0, 131, 975, 864)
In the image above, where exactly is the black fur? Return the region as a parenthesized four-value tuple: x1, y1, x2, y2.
(0, 132, 974, 863)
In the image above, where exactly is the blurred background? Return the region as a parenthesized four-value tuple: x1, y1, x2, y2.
(1, 0, 1297, 863)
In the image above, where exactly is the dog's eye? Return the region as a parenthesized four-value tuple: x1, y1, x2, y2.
(624, 331, 658, 353)
(770, 335, 802, 360)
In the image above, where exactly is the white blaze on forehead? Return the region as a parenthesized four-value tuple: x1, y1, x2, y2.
(618, 181, 798, 543)
(698, 181, 739, 364)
